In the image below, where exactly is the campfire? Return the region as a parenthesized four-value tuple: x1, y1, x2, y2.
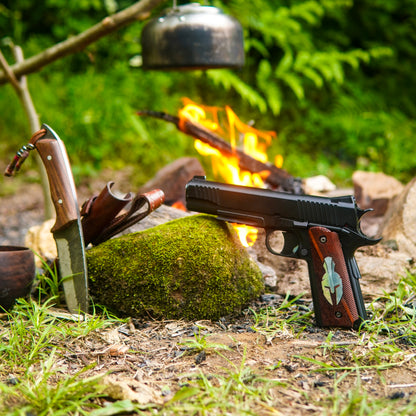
(179, 98, 283, 247)
(178, 98, 282, 187)
(138, 98, 303, 247)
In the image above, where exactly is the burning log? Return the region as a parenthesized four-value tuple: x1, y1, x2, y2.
(137, 110, 303, 194)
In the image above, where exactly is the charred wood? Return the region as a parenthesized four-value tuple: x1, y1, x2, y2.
(137, 110, 303, 194)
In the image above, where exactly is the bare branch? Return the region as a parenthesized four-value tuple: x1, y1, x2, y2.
(12, 46, 40, 132)
(5, 45, 55, 218)
(0, 0, 166, 85)
(0, 50, 20, 91)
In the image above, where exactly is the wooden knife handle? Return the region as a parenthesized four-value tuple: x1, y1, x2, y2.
(35, 138, 78, 232)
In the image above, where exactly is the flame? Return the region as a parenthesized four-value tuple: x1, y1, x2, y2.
(172, 201, 186, 211)
(179, 98, 283, 248)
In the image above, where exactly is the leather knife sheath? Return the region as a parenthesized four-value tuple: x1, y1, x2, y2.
(81, 182, 165, 246)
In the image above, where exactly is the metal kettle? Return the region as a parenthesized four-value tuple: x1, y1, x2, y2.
(141, 2, 245, 70)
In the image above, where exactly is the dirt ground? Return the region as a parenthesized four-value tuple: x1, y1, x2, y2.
(52, 304, 416, 413)
(1, 174, 416, 413)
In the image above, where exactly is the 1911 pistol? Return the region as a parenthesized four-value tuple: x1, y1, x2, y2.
(185, 176, 380, 329)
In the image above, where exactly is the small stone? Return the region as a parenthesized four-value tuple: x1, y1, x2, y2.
(24, 219, 56, 267)
(256, 262, 277, 288)
(304, 175, 336, 194)
(138, 157, 205, 206)
(352, 171, 404, 216)
(195, 350, 206, 365)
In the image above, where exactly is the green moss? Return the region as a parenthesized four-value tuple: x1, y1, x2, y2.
(86, 214, 264, 320)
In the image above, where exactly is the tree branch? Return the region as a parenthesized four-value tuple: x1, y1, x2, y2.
(0, 0, 166, 85)
(1, 45, 55, 218)
(0, 50, 20, 91)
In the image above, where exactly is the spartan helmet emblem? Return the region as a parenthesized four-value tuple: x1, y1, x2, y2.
(321, 257, 343, 305)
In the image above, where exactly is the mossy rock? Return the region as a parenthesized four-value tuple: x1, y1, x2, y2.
(86, 214, 264, 320)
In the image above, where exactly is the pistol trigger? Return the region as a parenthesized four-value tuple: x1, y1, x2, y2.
(282, 231, 303, 257)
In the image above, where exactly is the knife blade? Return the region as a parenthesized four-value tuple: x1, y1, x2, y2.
(34, 124, 88, 313)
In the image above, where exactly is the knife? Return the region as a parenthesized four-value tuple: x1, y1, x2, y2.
(35, 124, 88, 313)
(5, 124, 89, 313)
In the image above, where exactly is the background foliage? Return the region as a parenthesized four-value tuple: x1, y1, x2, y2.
(0, 0, 415, 186)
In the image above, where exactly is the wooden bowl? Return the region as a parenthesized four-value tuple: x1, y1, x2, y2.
(0, 246, 36, 311)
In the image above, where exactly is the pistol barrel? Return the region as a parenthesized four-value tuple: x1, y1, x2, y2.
(185, 176, 363, 232)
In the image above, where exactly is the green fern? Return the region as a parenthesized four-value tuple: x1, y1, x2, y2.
(206, 69, 268, 113)
(219, 0, 376, 116)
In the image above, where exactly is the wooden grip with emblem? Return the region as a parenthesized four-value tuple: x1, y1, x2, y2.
(308, 226, 365, 328)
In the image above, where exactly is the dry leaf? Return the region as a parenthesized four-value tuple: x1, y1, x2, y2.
(102, 374, 163, 404)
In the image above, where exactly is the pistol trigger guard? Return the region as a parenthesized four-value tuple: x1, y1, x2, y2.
(265, 229, 301, 258)
(265, 230, 280, 256)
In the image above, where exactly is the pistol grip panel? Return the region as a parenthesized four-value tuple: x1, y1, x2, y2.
(308, 227, 360, 328)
